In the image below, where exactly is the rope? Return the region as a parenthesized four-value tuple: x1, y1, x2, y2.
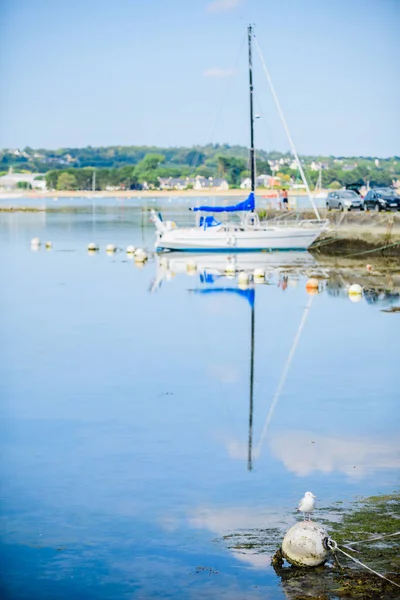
(327, 539, 400, 589)
(346, 531, 400, 547)
(253, 36, 320, 222)
(344, 240, 400, 257)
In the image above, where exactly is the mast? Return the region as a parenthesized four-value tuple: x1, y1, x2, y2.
(248, 25, 255, 198)
(92, 170, 96, 192)
(247, 295, 255, 471)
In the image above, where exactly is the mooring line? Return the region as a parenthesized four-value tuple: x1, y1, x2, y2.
(345, 530, 400, 547)
(327, 540, 400, 589)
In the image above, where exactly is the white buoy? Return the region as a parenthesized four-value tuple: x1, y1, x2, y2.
(349, 294, 362, 304)
(253, 268, 265, 283)
(186, 259, 197, 274)
(31, 237, 41, 247)
(87, 242, 99, 251)
(348, 283, 363, 296)
(225, 260, 236, 276)
(106, 244, 116, 253)
(45, 241, 52, 249)
(134, 248, 148, 262)
(126, 245, 136, 254)
(237, 271, 249, 289)
(281, 521, 329, 567)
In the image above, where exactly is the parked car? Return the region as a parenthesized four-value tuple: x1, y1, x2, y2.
(326, 190, 364, 211)
(363, 188, 400, 211)
(346, 182, 364, 197)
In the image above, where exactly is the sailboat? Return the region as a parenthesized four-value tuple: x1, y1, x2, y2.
(151, 25, 329, 252)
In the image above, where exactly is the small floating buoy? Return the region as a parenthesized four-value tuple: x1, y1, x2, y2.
(87, 242, 99, 251)
(237, 271, 249, 289)
(225, 260, 236, 276)
(31, 237, 40, 247)
(134, 248, 147, 263)
(281, 521, 330, 567)
(45, 241, 52, 249)
(348, 283, 363, 297)
(306, 278, 319, 291)
(253, 268, 265, 283)
(186, 260, 197, 275)
(306, 278, 320, 295)
(106, 244, 116, 253)
(126, 245, 136, 254)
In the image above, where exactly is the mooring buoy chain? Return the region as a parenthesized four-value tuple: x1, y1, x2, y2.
(326, 538, 400, 589)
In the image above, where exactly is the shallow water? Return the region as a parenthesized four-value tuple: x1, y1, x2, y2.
(0, 202, 399, 599)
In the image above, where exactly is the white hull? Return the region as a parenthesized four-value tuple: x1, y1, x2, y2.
(155, 223, 326, 252)
(158, 251, 318, 274)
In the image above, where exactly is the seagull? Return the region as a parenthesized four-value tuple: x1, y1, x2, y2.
(297, 491, 316, 521)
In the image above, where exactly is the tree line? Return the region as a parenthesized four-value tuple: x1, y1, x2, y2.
(45, 154, 274, 190)
(46, 157, 395, 191)
(1, 144, 398, 190)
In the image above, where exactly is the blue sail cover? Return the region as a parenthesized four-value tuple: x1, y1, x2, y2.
(193, 287, 255, 308)
(193, 192, 255, 213)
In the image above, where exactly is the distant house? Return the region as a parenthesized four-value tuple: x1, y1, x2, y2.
(0, 168, 47, 191)
(193, 176, 228, 191)
(241, 174, 280, 189)
(256, 174, 277, 187)
(212, 178, 229, 190)
(158, 177, 188, 190)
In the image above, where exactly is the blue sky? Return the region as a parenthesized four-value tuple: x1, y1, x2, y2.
(0, 0, 398, 156)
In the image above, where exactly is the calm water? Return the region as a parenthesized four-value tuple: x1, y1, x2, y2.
(0, 200, 399, 599)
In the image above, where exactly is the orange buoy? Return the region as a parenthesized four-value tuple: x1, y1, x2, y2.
(306, 278, 319, 294)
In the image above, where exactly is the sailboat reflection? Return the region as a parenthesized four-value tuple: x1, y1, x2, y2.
(194, 285, 256, 471)
(150, 251, 319, 471)
(150, 251, 319, 292)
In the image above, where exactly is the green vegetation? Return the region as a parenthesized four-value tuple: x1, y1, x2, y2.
(223, 492, 400, 599)
(16, 181, 32, 189)
(1, 145, 398, 190)
(56, 172, 77, 191)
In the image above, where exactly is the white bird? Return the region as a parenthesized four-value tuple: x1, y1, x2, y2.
(297, 491, 316, 521)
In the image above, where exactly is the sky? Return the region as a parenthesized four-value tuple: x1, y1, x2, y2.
(0, 0, 399, 156)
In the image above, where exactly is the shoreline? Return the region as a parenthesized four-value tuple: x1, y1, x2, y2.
(0, 189, 309, 200)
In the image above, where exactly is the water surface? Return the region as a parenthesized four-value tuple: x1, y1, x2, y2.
(0, 201, 399, 599)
